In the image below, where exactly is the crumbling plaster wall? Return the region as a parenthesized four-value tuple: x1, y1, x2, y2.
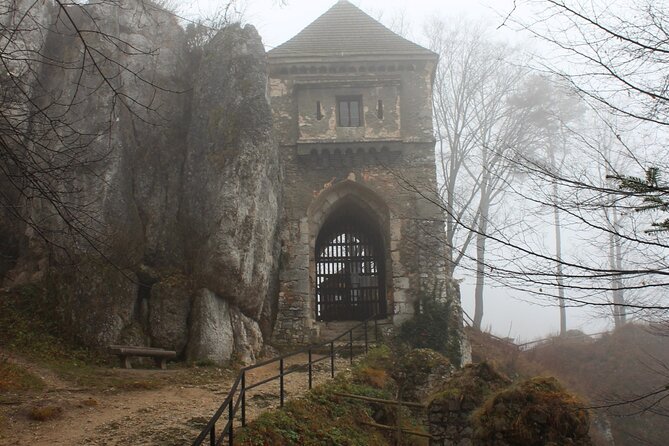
(296, 83, 401, 141)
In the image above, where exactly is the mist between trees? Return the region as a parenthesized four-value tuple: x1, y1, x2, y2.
(381, 0, 669, 430)
(377, 1, 668, 340)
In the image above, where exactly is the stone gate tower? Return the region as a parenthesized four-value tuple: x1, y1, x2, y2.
(269, 0, 455, 343)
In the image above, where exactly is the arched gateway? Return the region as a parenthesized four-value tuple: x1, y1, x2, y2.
(269, 0, 458, 344)
(315, 201, 387, 321)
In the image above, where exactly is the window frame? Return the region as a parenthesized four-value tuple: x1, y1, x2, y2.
(337, 96, 363, 127)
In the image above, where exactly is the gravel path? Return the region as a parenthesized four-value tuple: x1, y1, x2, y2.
(0, 353, 354, 445)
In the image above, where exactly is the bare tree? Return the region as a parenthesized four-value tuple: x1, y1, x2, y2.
(518, 76, 587, 334)
(425, 18, 544, 330)
(0, 0, 236, 273)
(510, 0, 669, 127)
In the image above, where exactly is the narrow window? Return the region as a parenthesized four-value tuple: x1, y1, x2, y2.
(338, 96, 363, 127)
(316, 101, 323, 120)
(377, 100, 383, 120)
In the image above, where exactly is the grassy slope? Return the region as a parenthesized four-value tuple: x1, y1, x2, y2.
(235, 345, 438, 446)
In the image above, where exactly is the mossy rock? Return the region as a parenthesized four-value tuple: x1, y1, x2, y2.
(472, 376, 592, 446)
(429, 362, 510, 411)
(391, 347, 452, 402)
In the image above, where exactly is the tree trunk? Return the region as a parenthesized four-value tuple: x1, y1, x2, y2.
(554, 199, 567, 335)
(604, 161, 626, 327)
(549, 148, 567, 336)
(473, 187, 490, 331)
(610, 206, 626, 327)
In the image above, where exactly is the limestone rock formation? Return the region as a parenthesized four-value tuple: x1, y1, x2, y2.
(51, 265, 140, 348)
(149, 282, 192, 355)
(187, 289, 235, 364)
(1, 0, 281, 363)
(230, 307, 264, 365)
(181, 24, 280, 319)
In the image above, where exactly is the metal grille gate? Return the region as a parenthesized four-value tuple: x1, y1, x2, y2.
(316, 213, 386, 321)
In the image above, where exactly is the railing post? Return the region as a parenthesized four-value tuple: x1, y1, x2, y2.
(374, 317, 378, 343)
(228, 398, 233, 444)
(209, 423, 216, 446)
(349, 329, 353, 364)
(279, 358, 285, 407)
(330, 341, 335, 378)
(241, 370, 246, 427)
(364, 320, 368, 354)
(308, 348, 313, 390)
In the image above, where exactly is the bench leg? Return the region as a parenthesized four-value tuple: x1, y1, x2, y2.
(121, 356, 132, 369)
(155, 357, 167, 370)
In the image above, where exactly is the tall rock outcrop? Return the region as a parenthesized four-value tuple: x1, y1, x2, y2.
(1, 0, 281, 364)
(181, 24, 280, 321)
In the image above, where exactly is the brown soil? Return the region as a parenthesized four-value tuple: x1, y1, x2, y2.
(0, 353, 352, 445)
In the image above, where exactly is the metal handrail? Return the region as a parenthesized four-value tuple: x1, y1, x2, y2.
(192, 315, 381, 446)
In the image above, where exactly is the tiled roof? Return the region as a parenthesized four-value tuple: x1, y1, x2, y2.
(268, 0, 436, 59)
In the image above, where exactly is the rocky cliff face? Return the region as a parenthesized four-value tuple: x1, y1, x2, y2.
(0, 0, 281, 364)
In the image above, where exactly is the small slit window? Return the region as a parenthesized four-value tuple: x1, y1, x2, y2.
(338, 96, 362, 127)
(377, 100, 384, 120)
(316, 101, 323, 121)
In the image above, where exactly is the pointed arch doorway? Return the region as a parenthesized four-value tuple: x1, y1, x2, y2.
(315, 203, 387, 321)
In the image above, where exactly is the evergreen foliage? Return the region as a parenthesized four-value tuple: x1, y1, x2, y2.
(397, 288, 461, 364)
(610, 167, 669, 232)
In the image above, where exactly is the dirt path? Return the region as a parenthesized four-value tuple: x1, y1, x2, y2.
(0, 353, 353, 445)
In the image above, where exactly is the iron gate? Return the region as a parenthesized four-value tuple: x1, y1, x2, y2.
(316, 212, 386, 321)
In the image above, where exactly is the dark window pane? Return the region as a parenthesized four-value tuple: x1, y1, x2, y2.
(339, 101, 349, 126)
(350, 100, 360, 126)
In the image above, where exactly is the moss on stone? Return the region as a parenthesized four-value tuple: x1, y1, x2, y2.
(429, 362, 510, 410)
(472, 376, 592, 446)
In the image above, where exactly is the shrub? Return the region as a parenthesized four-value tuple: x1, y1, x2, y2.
(389, 346, 451, 402)
(430, 362, 510, 410)
(397, 289, 460, 364)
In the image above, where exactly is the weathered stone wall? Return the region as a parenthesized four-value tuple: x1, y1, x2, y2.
(269, 58, 456, 344)
(1, 0, 281, 365)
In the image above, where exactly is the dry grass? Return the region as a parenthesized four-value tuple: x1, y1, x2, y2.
(0, 358, 45, 392)
(29, 405, 63, 422)
(519, 324, 669, 446)
(80, 397, 99, 407)
(466, 327, 543, 379)
(356, 367, 390, 389)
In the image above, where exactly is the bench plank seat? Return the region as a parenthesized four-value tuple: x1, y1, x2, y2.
(109, 345, 176, 370)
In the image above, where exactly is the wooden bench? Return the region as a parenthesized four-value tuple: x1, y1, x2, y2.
(109, 345, 177, 370)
